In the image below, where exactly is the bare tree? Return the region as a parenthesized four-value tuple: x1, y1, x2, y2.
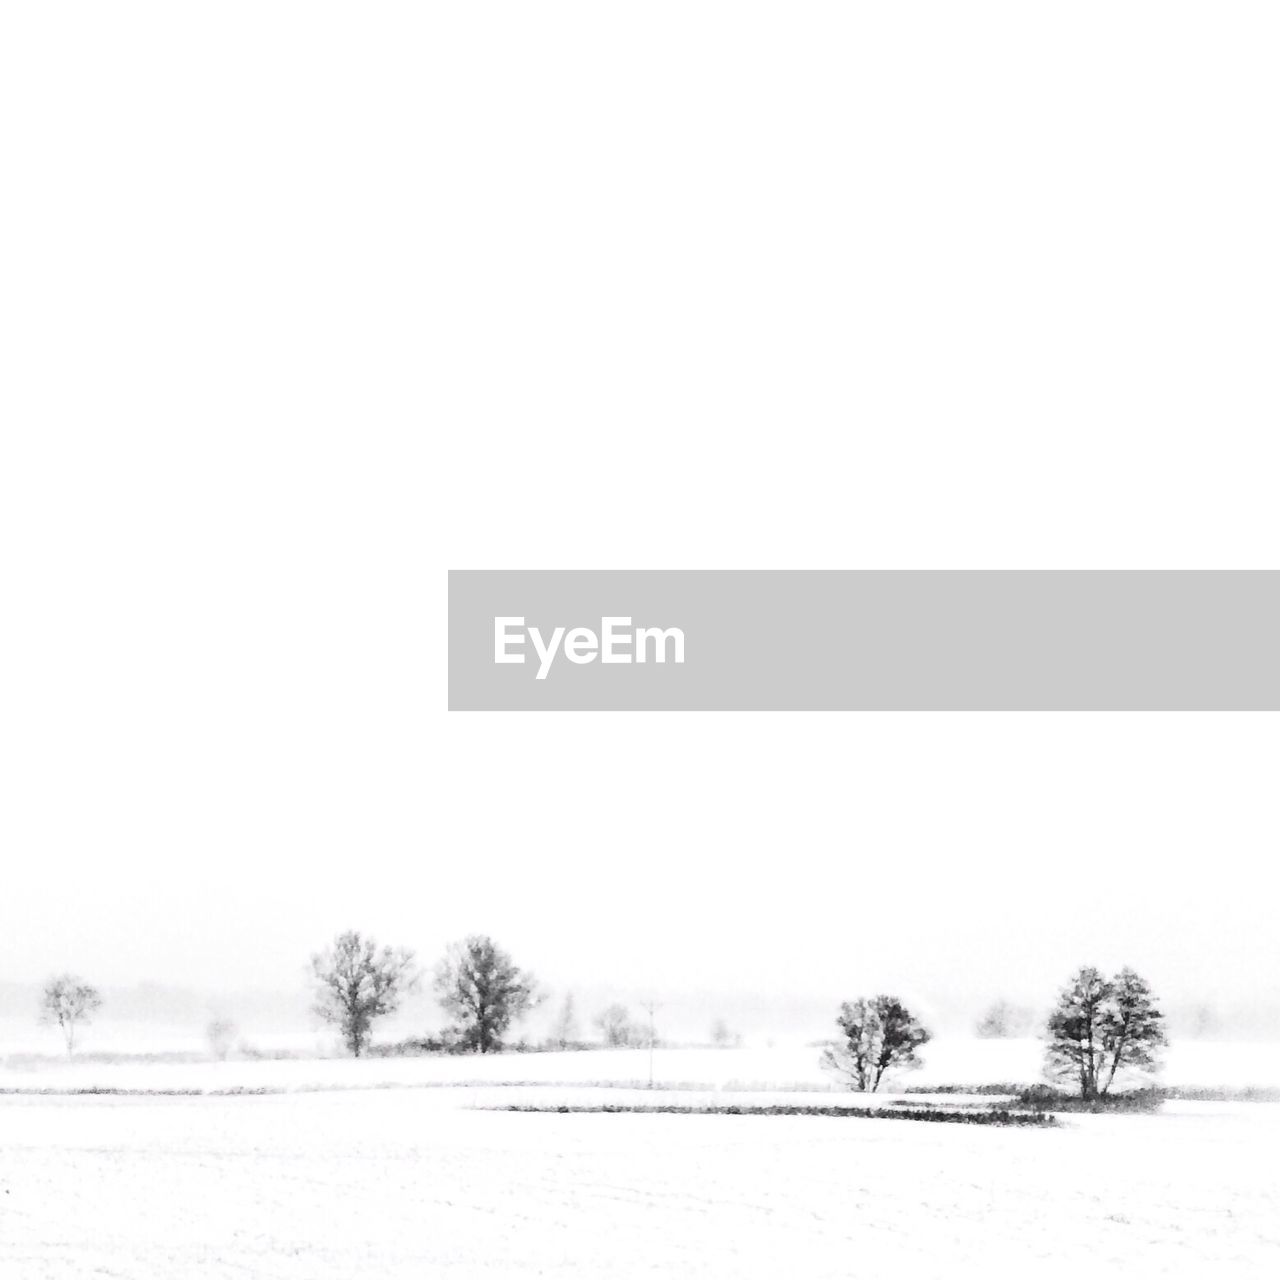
(821, 995, 931, 1092)
(434, 935, 538, 1053)
(636, 1000, 660, 1050)
(1045, 965, 1166, 1099)
(206, 1017, 238, 1061)
(311, 930, 417, 1057)
(550, 991, 580, 1049)
(595, 1003, 637, 1047)
(1045, 966, 1112, 1099)
(710, 1017, 741, 1048)
(975, 998, 1033, 1039)
(40, 975, 103, 1056)
(1100, 968, 1166, 1093)
(1190, 1003, 1220, 1040)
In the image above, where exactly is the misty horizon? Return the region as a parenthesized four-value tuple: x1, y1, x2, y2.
(8, 713, 1276, 1038)
(4, 968, 1277, 1054)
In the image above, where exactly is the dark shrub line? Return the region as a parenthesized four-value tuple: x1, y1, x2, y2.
(1163, 1085, 1280, 1104)
(1005, 1085, 1163, 1113)
(489, 1103, 1055, 1127)
(0, 1085, 280, 1097)
(8, 1079, 1272, 1108)
(902, 1082, 1030, 1095)
(914, 1083, 1280, 1106)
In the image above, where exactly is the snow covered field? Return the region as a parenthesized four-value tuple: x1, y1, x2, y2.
(2, 1044, 1278, 1277)
(3, 1037, 1280, 1095)
(2, 1085, 1277, 1278)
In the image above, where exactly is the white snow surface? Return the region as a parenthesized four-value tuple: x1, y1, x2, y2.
(3, 1037, 1279, 1094)
(2, 1044, 1278, 1277)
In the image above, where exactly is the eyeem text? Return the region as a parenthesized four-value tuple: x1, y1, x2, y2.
(494, 616, 686, 680)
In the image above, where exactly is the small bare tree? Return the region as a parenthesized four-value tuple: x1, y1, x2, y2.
(40, 975, 103, 1056)
(550, 991, 580, 1049)
(1190, 1003, 1220, 1040)
(595, 1003, 637, 1047)
(975, 998, 1033, 1039)
(206, 1017, 238, 1061)
(311, 930, 417, 1057)
(821, 996, 931, 1092)
(710, 1018, 741, 1048)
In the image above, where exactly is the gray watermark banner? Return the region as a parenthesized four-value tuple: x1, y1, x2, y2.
(448, 571, 1280, 711)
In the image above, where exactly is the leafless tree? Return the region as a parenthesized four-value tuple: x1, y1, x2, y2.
(550, 991, 580, 1049)
(821, 995, 931, 1092)
(40, 975, 103, 1056)
(311, 930, 417, 1057)
(206, 1017, 238, 1061)
(595, 1003, 638, 1047)
(710, 1018, 741, 1048)
(975, 998, 1033, 1039)
(1190, 1003, 1220, 1039)
(434, 935, 538, 1053)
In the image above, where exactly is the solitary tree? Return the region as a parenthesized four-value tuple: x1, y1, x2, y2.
(311, 930, 417, 1057)
(434, 935, 538, 1053)
(821, 995, 931, 1092)
(206, 1017, 238, 1061)
(710, 1017, 741, 1048)
(975, 998, 1033, 1039)
(40, 975, 103, 1056)
(1045, 965, 1166, 1099)
(636, 1000, 660, 1052)
(550, 991, 580, 1049)
(1190, 1003, 1220, 1040)
(595, 1003, 637, 1047)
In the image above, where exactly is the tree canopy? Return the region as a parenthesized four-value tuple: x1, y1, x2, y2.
(434, 935, 537, 1053)
(821, 995, 931, 1092)
(311, 930, 417, 1057)
(40, 974, 103, 1056)
(1045, 965, 1166, 1099)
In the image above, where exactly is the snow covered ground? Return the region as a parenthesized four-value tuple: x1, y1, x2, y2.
(2, 1045, 1278, 1276)
(3, 1037, 1280, 1095)
(1, 1083, 1276, 1278)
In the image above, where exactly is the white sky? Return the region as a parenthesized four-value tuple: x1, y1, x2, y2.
(2, 5, 1278, 1033)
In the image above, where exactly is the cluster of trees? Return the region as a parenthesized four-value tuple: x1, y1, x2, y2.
(313, 934, 742, 1059)
(36, 973, 241, 1061)
(593, 1002, 655, 1048)
(590, 1002, 742, 1049)
(822, 965, 1166, 1100)
(31, 937, 676, 1061)
(311, 930, 538, 1057)
(32, 948, 1167, 1098)
(709, 1017, 743, 1049)
(1044, 966, 1165, 1101)
(552, 1000, 738, 1051)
